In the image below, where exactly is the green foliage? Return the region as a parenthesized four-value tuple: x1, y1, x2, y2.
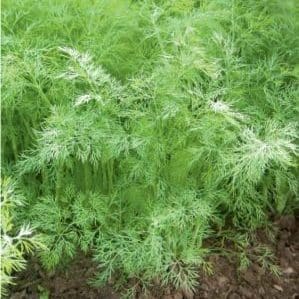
(2, 0, 299, 296)
(0, 178, 42, 296)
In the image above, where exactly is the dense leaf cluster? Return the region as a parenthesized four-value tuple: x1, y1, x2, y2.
(0, 178, 42, 295)
(2, 0, 298, 295)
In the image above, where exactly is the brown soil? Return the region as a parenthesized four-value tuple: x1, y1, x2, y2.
(9, 216, 299, 299)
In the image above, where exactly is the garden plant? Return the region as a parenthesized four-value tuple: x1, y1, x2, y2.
(1, 0, 299, 297)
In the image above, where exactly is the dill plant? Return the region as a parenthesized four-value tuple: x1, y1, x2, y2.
(0, 178, 42, 295)
(1, 0, 299, 296)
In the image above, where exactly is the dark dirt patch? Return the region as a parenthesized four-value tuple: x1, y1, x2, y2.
(9, 216, 299, 299)
(9, 256, 118, 299)
(192, 215, 299, 299)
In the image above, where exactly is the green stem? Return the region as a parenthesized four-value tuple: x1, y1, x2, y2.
(102, 161, 107, 192)
(84, 162, 91, 191)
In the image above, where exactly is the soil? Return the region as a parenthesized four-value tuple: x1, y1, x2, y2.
(9, 216, 299, 299)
